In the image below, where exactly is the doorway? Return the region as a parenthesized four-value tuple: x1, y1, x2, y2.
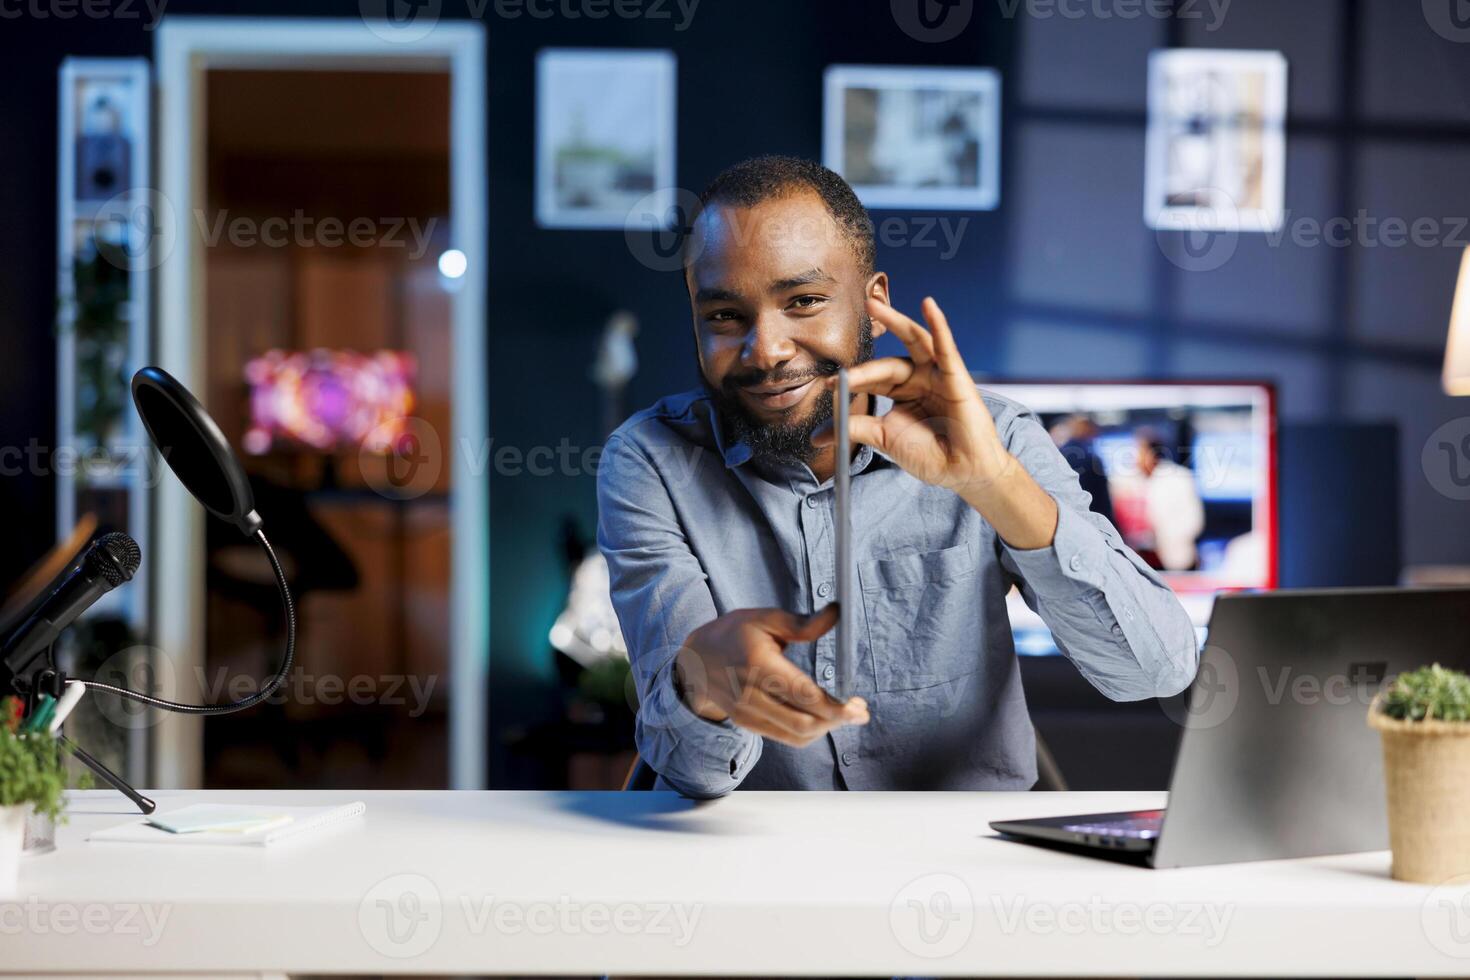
(153, 18, 487, 789)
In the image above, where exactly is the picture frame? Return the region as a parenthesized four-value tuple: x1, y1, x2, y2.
(535, 48, 677, 230)
(1144, 49, 1288, 233)
(823, 64, 1001, 212)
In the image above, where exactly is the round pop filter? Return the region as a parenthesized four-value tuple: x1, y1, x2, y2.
(131, 366, 262, 536)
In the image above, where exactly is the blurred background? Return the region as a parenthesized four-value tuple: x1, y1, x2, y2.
(2, 0, 1469, 794)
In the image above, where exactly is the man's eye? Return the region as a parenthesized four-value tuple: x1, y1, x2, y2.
(790, 295, 826, 310)
(706, 310, 742, 324)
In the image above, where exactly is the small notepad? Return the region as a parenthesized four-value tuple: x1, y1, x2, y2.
(89, 801, 365, 847)
(148, 805, 294, 835)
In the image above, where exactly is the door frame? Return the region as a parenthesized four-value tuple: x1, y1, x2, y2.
(154, 17, 488, 789)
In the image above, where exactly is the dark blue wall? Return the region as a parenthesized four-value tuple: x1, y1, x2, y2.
(4, 0, 1470, 784)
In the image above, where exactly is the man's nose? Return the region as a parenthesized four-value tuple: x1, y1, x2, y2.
(741, 315, 797, 372)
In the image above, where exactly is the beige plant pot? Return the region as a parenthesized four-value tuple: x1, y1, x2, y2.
(1370, 695, 1470, 884)
(0, 804, 26, 895)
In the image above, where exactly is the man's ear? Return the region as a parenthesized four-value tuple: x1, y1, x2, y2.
(867, 272, 891, 338)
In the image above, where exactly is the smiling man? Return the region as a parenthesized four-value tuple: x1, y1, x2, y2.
(597, 156, 1199, 796)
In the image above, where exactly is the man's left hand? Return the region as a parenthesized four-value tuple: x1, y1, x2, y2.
(812, 295, 1059, 550)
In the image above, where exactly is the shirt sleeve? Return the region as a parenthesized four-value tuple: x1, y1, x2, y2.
(994, 404, 1201, 700)
(596, 434, 762, 797)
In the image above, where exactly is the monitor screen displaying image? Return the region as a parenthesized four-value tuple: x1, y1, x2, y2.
(985, 381, 1277, 653)
(243, 349, 417, 455)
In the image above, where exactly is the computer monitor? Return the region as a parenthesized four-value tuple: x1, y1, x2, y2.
(983, 381, 1277, 654)
(242, 349, 417, 456)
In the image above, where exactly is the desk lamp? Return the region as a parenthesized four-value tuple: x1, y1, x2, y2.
(1445, 246, 1470, 396)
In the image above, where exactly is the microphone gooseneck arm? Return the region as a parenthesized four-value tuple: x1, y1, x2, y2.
(77, 529, 295, 716)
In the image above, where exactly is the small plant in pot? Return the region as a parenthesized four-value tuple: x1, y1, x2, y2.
(0, 698, 74, 891)
(1369, 664, 1470, 884)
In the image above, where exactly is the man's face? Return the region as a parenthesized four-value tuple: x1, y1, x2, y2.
(685, 191, 886, 464)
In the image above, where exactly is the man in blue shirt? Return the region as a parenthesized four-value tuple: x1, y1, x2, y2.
(597, 156, 1199, 796)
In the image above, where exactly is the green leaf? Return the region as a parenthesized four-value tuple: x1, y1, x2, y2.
(1380, 664, 1470, 723)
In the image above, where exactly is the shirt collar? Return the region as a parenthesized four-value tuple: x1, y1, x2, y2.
(712, 393, 898, 477)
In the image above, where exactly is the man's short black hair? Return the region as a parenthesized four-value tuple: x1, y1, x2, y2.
(689, 155, 877, 275)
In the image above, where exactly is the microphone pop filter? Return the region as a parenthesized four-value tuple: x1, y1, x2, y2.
(132, 366, 262, 536)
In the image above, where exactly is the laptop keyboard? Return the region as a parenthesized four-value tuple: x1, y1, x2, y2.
(1061, 812, 1164, 841)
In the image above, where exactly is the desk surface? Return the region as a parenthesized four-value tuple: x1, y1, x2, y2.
(3, 788, 1462, 976)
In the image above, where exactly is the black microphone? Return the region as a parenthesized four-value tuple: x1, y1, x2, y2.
(1, 532, 141, 682)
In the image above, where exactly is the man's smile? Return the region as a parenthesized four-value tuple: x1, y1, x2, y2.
(737, 376, 818, 413)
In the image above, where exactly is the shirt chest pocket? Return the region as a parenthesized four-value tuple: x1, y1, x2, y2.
(858, 542, 980, 692)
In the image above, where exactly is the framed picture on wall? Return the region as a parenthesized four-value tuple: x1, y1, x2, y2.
(822, 65, 1001, 211)
(536, 49, 677, 229)
(1144, 49, 1288, 233)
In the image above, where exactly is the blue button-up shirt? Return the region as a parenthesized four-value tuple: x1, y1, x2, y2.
(597, 387, 1199, 797)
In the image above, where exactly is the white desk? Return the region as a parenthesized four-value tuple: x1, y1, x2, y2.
(1, 788, 1459, 977)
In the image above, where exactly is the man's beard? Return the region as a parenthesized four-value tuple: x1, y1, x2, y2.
(702, 314, 875, 466)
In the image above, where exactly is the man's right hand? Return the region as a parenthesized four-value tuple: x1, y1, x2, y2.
(673, 605, 869, 748)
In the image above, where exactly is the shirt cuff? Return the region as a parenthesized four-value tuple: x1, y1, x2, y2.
(1000, 501, 1104, 596)
(637, 670, 762, 798)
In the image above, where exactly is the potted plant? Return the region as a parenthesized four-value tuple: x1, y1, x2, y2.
(1369, 664, 1470, 884)
(0, 698, 74, 891)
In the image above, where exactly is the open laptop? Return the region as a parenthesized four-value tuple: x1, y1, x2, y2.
(990, 587, 1470, 868)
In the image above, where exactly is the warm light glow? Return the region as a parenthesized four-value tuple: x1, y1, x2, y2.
(438, 248, 467, 280)
(242, 349, 417, 454)
(1445, 247, 1470, 396)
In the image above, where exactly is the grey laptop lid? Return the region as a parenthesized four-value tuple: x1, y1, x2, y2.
(1152, 587, 1470, 868)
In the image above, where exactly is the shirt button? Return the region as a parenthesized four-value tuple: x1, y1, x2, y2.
(816, 581, 832, 598)
(1111, 623, 1124, 637)
(1068, 555, 1083, 572)
(822, 664, 835, 680)
(806, 496, 819, 508)
(841, 751, 854, 766)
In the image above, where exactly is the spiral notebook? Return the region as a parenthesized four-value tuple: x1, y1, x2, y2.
(89, 801, 366, 847)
